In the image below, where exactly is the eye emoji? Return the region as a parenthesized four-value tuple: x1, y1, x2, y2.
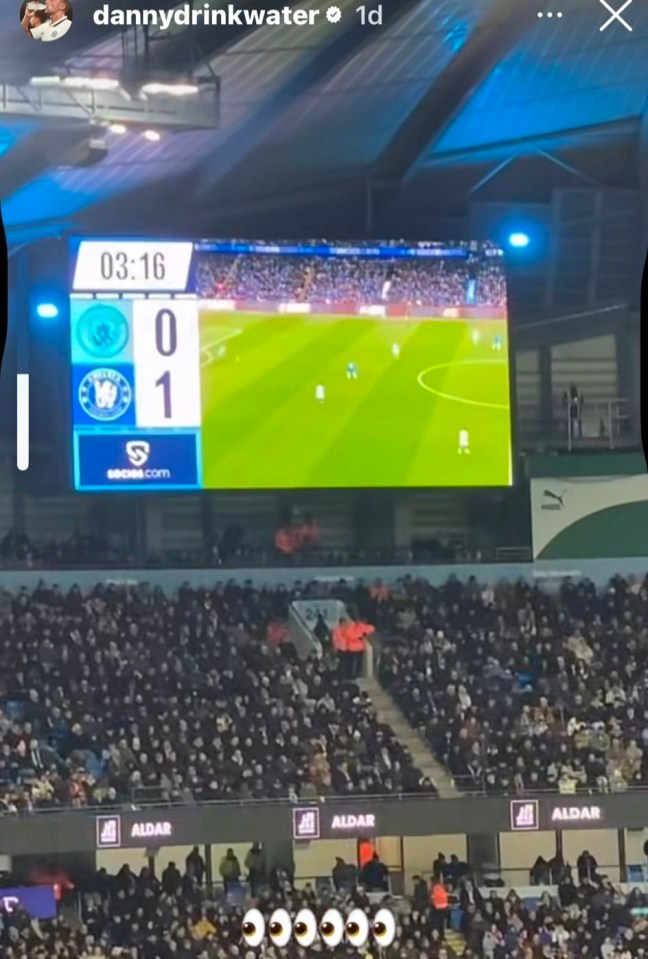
(293, 909, 318, 947)
(319, 908, 344, 947)
(241, 908, 265, 948)
(345, 908, 370, 947)
(268, 908, 292, 948)
(372, 908, 396, 947)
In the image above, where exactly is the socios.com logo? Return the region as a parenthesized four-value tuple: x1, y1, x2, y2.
(126, 440, 151, 467)
(241, 908, 396, 949)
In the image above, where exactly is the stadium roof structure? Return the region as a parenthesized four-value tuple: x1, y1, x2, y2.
(0, 0, 646, 244)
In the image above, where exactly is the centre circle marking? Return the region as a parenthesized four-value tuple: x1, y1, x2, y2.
(417, 358, 509, 410)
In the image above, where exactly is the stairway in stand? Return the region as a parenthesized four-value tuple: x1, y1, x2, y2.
(357, 676, 460, 799)
(445, 928, 467, 955)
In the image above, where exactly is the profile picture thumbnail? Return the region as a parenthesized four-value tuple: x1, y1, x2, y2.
(20, 0, 73, 41)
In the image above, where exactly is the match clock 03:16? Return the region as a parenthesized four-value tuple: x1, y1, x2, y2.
(72, 240, 194, 292)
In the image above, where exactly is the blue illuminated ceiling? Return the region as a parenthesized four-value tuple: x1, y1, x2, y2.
(259, 0, 483, 173)
(0, 0, 646, 233)
(0, 121, 33, 158)
(424, 0, 648, 160)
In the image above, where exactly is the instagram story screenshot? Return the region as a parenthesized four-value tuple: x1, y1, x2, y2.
(0, 0, 647, 958)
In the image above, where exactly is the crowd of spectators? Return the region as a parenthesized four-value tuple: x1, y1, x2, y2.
(5, 850, 648, 959)
(4, 570, 648, 809)
(374, 573, 648, 794)
(0, 531, 128, 570)
(4, 570, 648, 807)
(458, 876, 648, 959)
(1, 859, 383, 959)
(0, 527, 486, 571)
(0, 580, 433, 812)
(194, 252, 506, 308)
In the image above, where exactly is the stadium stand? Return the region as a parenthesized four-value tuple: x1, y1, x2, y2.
(0, 863, 435, 958)
(3, 855, 648, 959)
(0, 528, 484, 570)
(194, 250, 506, 308)
(376, 575, 648, 794)
(0, 0, 646, 955)
(5, 570, 648, 810)
(0, 582, 434, 811)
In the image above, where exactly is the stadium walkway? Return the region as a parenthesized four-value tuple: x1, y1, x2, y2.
(358, 676, 460, 799)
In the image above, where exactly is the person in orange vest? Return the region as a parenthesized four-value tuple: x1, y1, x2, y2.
(274, 526, 294, 557)
(430, 876, 449, 935)
(29, 863, 74, 902)
(357, 838, 376, 869)
(267, 619, 287, 647)
(347, 620, 375, 679)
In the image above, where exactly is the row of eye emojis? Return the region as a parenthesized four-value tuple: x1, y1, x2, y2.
(241, 908, 396, 949)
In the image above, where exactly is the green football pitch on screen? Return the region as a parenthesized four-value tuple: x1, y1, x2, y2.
(199, 311, 512, 489)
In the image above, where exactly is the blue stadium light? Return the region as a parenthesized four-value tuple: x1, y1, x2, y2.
(508, 232, 530, 249)
(35, 302, 59, 319)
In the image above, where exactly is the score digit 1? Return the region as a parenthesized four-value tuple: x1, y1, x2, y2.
(131, 300, 201, 428)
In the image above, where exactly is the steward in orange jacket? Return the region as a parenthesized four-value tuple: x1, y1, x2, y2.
(335, 618, 375, 680)
(348, 621, 375, 651)
(430, 879, 449, 933)
(333, 620, 351, 652)
(431, 881, 449, 909)
(274, 527, 294, 556)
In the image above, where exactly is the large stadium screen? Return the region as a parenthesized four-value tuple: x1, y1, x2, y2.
(70, 239, 512, 491)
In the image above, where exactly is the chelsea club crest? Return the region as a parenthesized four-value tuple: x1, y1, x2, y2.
(76, 304, 130, 358)
(79, 369, 132, 421)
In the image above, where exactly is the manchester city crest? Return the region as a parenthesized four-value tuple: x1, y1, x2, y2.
(76, 304, 129, 358)
(79, 369, 132, 421)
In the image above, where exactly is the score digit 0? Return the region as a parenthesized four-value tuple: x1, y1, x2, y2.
(131, 299, 201, 429)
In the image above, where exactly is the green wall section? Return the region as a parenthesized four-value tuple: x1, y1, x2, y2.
(531, 475, 648, 559)
(538, 501, 648, 559)
(527, 453, 646, 479)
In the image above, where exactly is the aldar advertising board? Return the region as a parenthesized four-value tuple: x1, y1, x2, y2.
(292, 807, 378, 840)
(511, 800, 605, 831)
(0, 794, 640, 855)
(97, 814, 174, 849)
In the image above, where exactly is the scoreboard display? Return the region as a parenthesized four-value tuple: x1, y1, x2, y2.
(71, 241, 203, 490)
(70, 238, 512, 491)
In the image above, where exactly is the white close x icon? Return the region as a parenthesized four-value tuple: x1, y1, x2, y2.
(599, 0, 633, 32)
